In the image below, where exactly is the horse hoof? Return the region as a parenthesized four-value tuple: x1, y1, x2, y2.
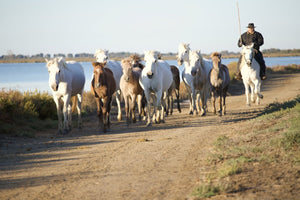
(132, 118, 136, 123)
(117, 115, 122, 122)
(189, 111, 193, 115)
(146, 122, 152, 127)
(200, 112, 206, 117)
(161, 119, 165, 123)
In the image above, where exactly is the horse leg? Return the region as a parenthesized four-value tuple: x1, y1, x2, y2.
(243, 81, 250, 106)
(96, 98, 103, 133)
(137, 94, 143, 121)
(222, 87, 227, 115)
(53, 97, 63, 134)
(250, 83, 255, 103)
(165, 94, 169, 116)
(67, 103, 72, 130)
(62, 94, 71, 134)
(144, 90, 152, 127)
(191, 87, 197, 115)
(199, 90, 206, 116)
(102, 97, 109, 133)
(254, 79, 263, 105)
(116, 89, 122, 121)
(124, 95, 130, 125)
(170, 93, 174, 115)
(195, 93, 201, 115)
(158, 91, 166, 123)
(107, 96, 112, 131)
(185, 85, 193, 115)
(176, 89, 181, 113)
(218, 92, 223, 116)
(76, 92, 83, 129)
(211, 91, 216, 115)
(131, 94, 137, 123)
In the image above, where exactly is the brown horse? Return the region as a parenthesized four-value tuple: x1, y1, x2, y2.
(120, 58, 145, 125)
(91, 62, 116, 132)
(165, 65, 181, 115)
(209, 52, 230, 116)
(130, 54, 144, 70)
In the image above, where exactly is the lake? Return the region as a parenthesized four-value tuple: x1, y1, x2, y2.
(1, 56, 300, 93)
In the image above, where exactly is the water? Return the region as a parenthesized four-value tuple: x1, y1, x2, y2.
(0, 56, 299, 93)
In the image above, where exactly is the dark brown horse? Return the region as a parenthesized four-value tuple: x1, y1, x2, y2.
(91, 62, 116, 132)
(165, 65, 181, 115)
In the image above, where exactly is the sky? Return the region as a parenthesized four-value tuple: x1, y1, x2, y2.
(0, 0, 300, 56)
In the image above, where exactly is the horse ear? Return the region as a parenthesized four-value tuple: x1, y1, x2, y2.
(92, 62, 97, 68)
(103, 60, 107, 65)
(196, 50, 201, 55)
(251, 43, 254, 48)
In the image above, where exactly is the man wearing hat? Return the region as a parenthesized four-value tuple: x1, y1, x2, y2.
(236, 23, 267, 80)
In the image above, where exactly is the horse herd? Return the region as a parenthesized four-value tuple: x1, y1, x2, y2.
(46, 43, 263, 134)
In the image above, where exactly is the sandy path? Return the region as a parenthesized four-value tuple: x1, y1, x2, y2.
(1, 73, 300, 200)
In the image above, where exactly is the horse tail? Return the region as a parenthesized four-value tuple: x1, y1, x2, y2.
(71, 96, 78, 113)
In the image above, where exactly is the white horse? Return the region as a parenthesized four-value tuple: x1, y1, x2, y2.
(139, 51, 173, 127)
(94, 49, 123, 121)
(240, 44, 263, 106)
(46, 57, 85, 134)
(177, 43, 212, 115)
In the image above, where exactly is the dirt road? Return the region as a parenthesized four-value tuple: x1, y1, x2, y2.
(1, 73, 300, 200)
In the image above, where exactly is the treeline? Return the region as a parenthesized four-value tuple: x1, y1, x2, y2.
(0, 49, 299, 63)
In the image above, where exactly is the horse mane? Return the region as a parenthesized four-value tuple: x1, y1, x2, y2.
(46, 57, 68, 69)
(92, 61, 106, 69)
(190, 50, 205, 69)
(211, 52, 221, 59)
(130, 54, 141, 62)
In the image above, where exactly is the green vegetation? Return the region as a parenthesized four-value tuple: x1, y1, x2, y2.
(192, 96, 300, 198)
(192, 184, 221, 198)
(0, 90, 97, 137)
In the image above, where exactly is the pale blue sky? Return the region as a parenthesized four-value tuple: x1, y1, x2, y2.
(0, 0, 299, 56)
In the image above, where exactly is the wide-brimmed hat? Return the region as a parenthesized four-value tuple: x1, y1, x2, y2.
(246, 23, 256, 28)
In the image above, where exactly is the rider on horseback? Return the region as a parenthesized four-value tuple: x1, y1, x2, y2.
(236, 23, 267, 80)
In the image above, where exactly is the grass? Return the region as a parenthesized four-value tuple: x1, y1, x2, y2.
(192, 184, 221, 198)
(0, 90, 98, 136)
(193, 96, 300, 198)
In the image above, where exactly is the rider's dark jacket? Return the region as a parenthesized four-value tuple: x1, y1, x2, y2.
(238, 31, 264, 51)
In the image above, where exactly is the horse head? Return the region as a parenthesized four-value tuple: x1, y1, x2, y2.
(95, 49, 109, 64)
(189, 50, 203, 77)
(241, 44, 255, 66)
(46, 57, 65, 91)
(130, 54, 142, 68)
(177, 43, 190, 66)
(92, 62, 106, 88)
(121, 58, 133, 82)
(144, 50, 159, 79)
(211, 52, 222, 70)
